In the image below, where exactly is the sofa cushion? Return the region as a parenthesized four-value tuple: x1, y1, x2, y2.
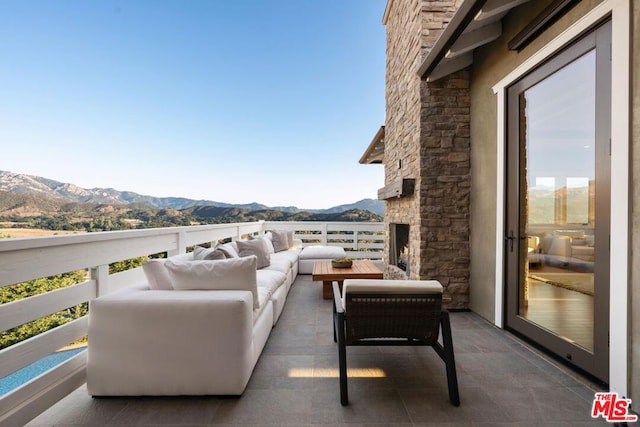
(270, 250, 298, 267)
(270, 230, 290, 252)
(263, 258, 290, 275)
(193, 245, 226, 261)
(237, 239, 271, 269)
(165, 256, 259, 309)
(256, 269, 287, 297)
(299, 245, 345, 259)
(254, 286, 272, 321)
(142, 259, 174, 290)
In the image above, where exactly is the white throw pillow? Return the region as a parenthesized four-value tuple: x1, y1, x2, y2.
(165, 256, 259, 309)
(142, 259, 174, 290)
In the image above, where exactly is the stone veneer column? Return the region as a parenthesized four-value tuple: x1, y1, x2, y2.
(383, 0, 469, 307)
(419, 70, 470, 308)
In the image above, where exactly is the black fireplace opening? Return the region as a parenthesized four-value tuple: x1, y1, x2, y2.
(390, 223, 409, 272)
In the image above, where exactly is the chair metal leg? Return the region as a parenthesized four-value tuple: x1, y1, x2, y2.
(440, 311, 460, 406)
(336, 311, 348, 405)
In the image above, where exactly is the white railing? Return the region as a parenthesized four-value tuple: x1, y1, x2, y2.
(263, 221, 384, 258)
(0, 220, 383, 426)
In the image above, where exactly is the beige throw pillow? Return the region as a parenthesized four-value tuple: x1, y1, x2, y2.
(249, 235, 275, 254)
(270, 230, 290, 252)
(236, 239, 271, 269)
(193, 245, 226, 260)
(219, 242, 239, 258)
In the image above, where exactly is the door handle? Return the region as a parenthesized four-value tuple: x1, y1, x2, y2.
(505, 231, 530, 253)
(505, 230, 515, 252)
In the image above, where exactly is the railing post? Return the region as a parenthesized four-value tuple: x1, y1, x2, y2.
(354, 230, 359, 251)
(322, 223, 328, 246)
(90, 264, 109, 297)
(168, 231, 186, 257)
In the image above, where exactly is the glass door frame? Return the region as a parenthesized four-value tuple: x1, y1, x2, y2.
(504, 20, 611, 382)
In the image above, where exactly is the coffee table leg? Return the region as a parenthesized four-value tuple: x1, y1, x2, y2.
(323, 281, 332, 300)
(323, 280, 344, 300)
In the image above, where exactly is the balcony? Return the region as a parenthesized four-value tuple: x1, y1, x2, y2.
(0, 221, 605, 425)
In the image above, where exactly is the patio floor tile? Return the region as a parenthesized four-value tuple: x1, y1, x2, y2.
(27, 275, 609, 426)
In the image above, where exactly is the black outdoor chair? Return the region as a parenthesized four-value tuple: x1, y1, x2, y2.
(332, 279, 460, 406)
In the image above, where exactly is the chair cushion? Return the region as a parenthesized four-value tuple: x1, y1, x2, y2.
(165, 256, 259, 309)
(342, 279, 443, 305)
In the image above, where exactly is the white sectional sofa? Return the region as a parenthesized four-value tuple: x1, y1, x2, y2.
(87, 233, 345, 397)
(528, 229, 594, 270)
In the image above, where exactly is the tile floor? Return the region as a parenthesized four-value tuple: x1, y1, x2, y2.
(28, 275, 612, 426)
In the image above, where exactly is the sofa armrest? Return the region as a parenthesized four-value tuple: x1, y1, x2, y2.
(291, 238, 303, 250)
(87, 288, 255, 396)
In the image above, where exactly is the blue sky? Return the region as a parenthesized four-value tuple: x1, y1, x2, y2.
(0, 1, 386, 209)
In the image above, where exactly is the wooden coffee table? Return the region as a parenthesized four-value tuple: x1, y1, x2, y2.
(312, 260, 383, 300)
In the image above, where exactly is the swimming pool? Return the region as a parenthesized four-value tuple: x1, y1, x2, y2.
(0, 347, 86, 396)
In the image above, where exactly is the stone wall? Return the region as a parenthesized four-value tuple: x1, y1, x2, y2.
(383, 0, 470, 308)
(419, 70, 470, 308)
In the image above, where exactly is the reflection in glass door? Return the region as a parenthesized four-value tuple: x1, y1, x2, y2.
(505, 21, 610, 382)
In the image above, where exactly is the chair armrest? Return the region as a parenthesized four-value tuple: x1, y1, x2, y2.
(333, 282, 344, 313)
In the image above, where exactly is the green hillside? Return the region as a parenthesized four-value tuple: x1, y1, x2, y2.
(0, 190, 382, 233)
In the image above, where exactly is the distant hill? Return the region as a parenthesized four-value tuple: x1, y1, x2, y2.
(0, 190, 382, 232)
(182, 205, 382, 223)
(0, 170, 383, 215)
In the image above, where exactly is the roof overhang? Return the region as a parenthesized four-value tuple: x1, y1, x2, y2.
(359, 126, 385, 164)
(418, 0, 531, 82)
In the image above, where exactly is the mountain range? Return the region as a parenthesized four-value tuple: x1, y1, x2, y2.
(0, 170, 384, 216)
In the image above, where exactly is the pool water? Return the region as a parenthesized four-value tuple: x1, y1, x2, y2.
(0, 347, 86, 396)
